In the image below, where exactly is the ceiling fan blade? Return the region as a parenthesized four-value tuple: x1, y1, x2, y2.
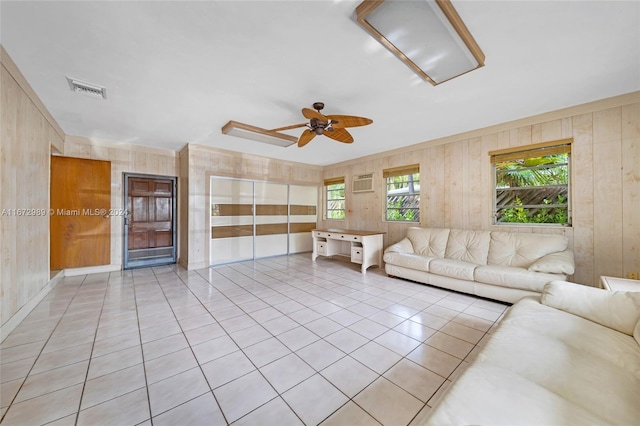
(302, 108, 328, 121)
(324, 128, 354, 144)
(298, 130, 316, 147)
(326, 115, 373, 129)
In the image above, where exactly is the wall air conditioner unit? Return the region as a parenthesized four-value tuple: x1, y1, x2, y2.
(352, 173, 374, 193)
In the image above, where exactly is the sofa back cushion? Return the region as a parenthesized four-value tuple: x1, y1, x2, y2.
(488, 231, 568, 268)
(444, 229, 491, 265)
(407, 227, 450, 258)
(542, 281, 640, 336)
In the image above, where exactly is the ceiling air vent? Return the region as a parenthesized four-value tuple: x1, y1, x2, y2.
(66, 77, 107, 99)
(353, 173, 374, 193)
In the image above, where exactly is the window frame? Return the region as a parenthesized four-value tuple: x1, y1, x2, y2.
(383, 164, 420, 223)
(324, 177, 346, 220)
(490, 139, 572, 227)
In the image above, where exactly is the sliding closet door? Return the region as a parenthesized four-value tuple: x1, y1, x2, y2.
(210, 177, 254, 264)
(254, 181, 288, 258)
(289, 185, 318, 253)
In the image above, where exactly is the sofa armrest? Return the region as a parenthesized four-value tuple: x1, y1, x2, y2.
(528, 249, 575, 275)
(384, 238, 415, 255)
(541, 280, 640, 336)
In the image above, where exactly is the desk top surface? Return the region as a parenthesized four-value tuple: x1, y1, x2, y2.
(313, 228, 385, 236)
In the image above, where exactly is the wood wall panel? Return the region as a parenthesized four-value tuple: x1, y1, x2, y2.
(255, 204, 288, 216)
(290, 205, 316, 215)
(63, 136, 178, 268)
(319, 94, 640, 287)
(290, 222, 316, 234)
(592, 108, 623, 280)
(212, 204, 253, 216)
(570, 113, 595, 285)
(1, 59, 57, 329)
(621, 103, 640, 280)
(211, 225, 253, 239)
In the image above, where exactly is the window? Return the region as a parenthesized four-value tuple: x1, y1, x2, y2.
(324, 177, 345, 220)
(491, 139, 571, 225)
(384, 164, 420, 221)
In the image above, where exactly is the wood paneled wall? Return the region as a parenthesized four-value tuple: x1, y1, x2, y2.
(320, 93, 640, 287)
(1, 49, 64, 329)
(62, 136, 178, 267)
(179, 144, 322, 269)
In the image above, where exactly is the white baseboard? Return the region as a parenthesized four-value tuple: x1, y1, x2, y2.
(0, 271, 64, 342)
(63, 264, 122, 276)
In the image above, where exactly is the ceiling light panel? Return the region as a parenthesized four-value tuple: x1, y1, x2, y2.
(221, 121, 297, 147)
(356, 0, 485, 85)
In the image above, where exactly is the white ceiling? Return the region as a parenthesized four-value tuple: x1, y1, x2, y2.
(1, 1, 639, 166)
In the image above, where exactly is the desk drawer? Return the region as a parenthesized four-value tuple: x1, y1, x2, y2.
(315, 231, 361, 242)
(317, 242, 327, 255)
(351, 247, 363, 264)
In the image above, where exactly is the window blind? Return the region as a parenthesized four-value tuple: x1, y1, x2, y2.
(323, 177, 345, 186)
(382, 164, 420, 178)
(489, 139, 572, 164)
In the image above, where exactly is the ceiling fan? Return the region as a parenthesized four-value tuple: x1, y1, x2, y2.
(271, 102, 373, 147)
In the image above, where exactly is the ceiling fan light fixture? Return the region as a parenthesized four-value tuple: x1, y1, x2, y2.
(356, 0, 485, 85)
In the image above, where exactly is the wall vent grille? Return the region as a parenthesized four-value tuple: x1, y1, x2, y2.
(66, 77, 107, 99)
(352, 173, 374, 193)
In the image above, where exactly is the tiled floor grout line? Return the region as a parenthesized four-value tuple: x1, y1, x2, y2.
(0, 275, 88, 425)
(152, 263, 304, 425)
(202, 260, 437, 425)
(195, 261, 340, 425)
(73, 275, 112, 426)
(1, 256, 509, 426)
(131, 269, 159, 426)
(197, 260, 368, 424)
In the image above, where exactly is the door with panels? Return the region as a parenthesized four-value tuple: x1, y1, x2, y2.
(210, 177, 318, 265)
(289, 185, 318, 253)
(254, 181, 288, 258)
(210, 178, 254, 265)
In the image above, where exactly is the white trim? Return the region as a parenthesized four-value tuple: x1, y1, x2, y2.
(0, 272, 64, 342)
(63, 264, 121, 276)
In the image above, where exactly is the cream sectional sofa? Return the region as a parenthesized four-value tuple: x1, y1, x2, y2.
(425, 281, 640, 425)
(384, 227, 575, 303)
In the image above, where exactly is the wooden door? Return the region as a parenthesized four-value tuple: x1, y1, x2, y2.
(127, 177, 174, 252)
(51, 156, 111, 269)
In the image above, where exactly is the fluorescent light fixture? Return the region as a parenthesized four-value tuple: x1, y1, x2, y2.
(221, 120, 297, 147)
(356, 0, 485, 85)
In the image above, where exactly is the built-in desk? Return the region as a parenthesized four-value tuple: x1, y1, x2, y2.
(311, 229, 385, 274)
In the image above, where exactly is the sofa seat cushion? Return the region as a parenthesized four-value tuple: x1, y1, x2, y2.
(426, 298, 640, 425)
(444, 229, 491, 265)
(475, 265, 563, 292)
(501, 298, 640, 378)
(426, 362, 615, 426)
(488, 231, 568, 268)
(383, 252, 433, 272)
(429, 258, 478, 281)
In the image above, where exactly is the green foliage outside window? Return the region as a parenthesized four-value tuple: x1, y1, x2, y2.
(326, 183, 345, 219)
(495, 153, 570, 225)
(386, 173, 420, 222)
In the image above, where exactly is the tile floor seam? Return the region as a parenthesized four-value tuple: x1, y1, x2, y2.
(142, 267, 226, 424)
(1, 255, 507, 426)
(74, 274, 113, 424)
(0, 274, 89, 425)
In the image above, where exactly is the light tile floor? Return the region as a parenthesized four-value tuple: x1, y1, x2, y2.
(0, 254, 508, 425)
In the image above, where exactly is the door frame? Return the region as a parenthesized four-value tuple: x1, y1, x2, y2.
(123, 173, 177, 269)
